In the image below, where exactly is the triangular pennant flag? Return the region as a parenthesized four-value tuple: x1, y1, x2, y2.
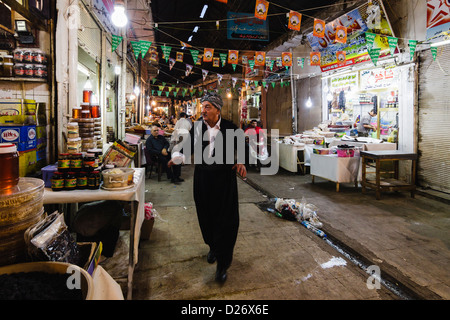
(158, 85, 165, 91)
(271, 82, 276, 88)
(409, 40, 418, 61)
(232, 64, 237, 71)
(157, 90, 162, 96)
(219, 53, 227, 67)
(168, 86, 174, 92)
(202, 69, 208, 81)
(112, 35, 123, 52)
(268, 58, 274, 71)
(248, 60, 255, 71)
(161, 45, 172, 62)
(369, 48, 381, 66)
(152, 78, 156, 84)
(169, 58, 176, 70)
(280, 79, 284, 87)
(130, 41, 141, 60)
(217, 74, 223, 85)
(165, 91, 170, 97)
(140, 40, 152, 57)
(431, 46, 437, 61)
(365, 32, 376, 52)
(254, 80, 259, 87)
(387, 36, 398, 56)
(190, 49, 199, 64)
(151, 90, 155, 96)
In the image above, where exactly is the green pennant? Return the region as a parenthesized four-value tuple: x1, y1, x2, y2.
(130, 41, 141, 60)
(219, 53, 227, 67)
(365, 32, 377, 52)
(175, 87, 180, 94)
(161, 45, 172, 62)
(262, 81, 266, 87)
(254, 81, 259, 87)
(409, 40, 418, 61)
(190, 49, 199, 64)
(431, 46, 437, 61)
(112, 35, 122, 52)
(152, 78, 156, 84)
(269, 59, 275, 71)
(157, 90, 162, 96)
(249, 60, 255, 71)
(165, 91, 170, 97)
(151, 90, 155, 96)
(232, 64, 237, 71)
(369, 48, 381, 66)
(387, 36, 398, 56)
(271, 82, 276, 88)
(139, 40, 152, 58)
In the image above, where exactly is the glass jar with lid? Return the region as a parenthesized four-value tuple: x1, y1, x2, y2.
(0, 143, 19, 190)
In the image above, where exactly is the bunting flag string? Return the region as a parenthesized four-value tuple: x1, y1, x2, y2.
(112, 35, 123, 52)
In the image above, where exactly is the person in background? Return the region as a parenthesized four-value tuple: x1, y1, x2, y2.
(244, 119, 262, 136)
(168, 93, 247, 283)
(357, 109, 377, 137)
(146, 125, 183, 183)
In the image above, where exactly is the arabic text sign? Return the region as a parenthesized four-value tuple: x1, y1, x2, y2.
(227, 12, 269, 41)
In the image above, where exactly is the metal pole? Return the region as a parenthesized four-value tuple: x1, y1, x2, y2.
(290, 48, 297, 134)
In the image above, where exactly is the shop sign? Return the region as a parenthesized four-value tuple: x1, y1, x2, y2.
(330, 72, 358, 92)
(426, 0, 450, 45)
(360, 67, 399, 90)
(307, 0, 394, 73)
(227, 12, 269, 41)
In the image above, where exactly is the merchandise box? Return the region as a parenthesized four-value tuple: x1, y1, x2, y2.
(19, 148, 37, 177)
(0, 124, 37, 151)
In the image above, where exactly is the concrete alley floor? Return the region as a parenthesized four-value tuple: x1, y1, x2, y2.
(132, 163, 448, 300)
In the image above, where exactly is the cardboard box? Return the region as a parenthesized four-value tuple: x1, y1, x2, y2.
(19, 149, 37, 177)
(0, 125, 37, 151)
(0, 99, 22, 116)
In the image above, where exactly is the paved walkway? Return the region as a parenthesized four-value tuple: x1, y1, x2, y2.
(131, 163, 449, 300)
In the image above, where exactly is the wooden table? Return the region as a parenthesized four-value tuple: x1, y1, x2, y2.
(360, 150, 417, 200)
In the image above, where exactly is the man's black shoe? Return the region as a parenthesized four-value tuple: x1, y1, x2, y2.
(215, 266, 227, 283)
(174, 177, 184, 182)
(207, 251, 216, 264)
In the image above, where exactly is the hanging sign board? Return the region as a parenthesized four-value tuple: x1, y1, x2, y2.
(426, 0, 450, 45)
(227, 12, 269, 41)
(307, 0, 395, 73)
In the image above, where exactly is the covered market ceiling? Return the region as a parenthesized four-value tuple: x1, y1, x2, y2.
(147, 0, 351, 86)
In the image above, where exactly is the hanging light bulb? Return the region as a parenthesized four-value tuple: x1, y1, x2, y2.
(306, 97, 312, 108)
(111, 1, 128, 28)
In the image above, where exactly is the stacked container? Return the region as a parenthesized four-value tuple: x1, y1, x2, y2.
(0, 178, 44, 266)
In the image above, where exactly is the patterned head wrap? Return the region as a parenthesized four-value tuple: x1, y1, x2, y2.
(200, 92, 223, 111)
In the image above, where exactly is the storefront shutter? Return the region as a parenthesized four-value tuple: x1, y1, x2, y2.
(78, 2, 101, 61)
(417, 45, 450, 193)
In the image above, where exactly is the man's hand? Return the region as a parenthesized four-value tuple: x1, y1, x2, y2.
(232, 163, 247, 178)
(162, 148, 168, 156)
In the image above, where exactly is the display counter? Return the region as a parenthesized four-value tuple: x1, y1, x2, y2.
(328, 137, 397, 151)
(43, 168, 146, 299)
(310, 154, 361, 192)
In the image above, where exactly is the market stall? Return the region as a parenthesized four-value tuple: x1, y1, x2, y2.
(311, 153, 361, 192)
(43, 167, 146, 300)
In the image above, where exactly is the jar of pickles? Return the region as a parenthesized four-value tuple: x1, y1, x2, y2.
(88, 171, 100, 189)
(64, 172, 77, 191)
(51, 172, 65, 192)
(77, 172, 88, 189)
(58, 153, 71, 172)
(70, 153, 83, 171)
